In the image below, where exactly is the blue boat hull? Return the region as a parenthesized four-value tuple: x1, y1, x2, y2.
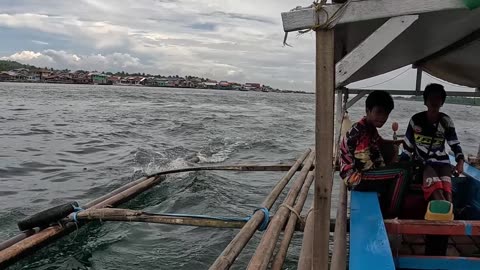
(349, 159, 480, 270)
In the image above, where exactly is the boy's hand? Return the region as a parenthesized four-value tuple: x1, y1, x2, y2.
(455, 159, 464, 175)
(394, 139, 403, 145)
(345, 171, 362, 186)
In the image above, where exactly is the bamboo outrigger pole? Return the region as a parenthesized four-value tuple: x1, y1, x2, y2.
(313, 29, 335, 269)
(270, 171, 315, 270)
(0, 175, 164, 267)
(246, 156, 315, 269)
(0, 175, 155, 252)
(209, 149, 312, 269)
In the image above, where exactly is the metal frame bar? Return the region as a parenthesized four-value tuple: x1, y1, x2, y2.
(337, 88, 478, 97)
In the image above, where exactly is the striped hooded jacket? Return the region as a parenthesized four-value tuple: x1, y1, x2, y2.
(402, 111, 464, 164)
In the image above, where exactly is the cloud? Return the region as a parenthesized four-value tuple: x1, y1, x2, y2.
(31, 40, 48, 45)
(0, 1, 382, 90)
(1, 50, 146, 72)
(189, 22, 218, 31)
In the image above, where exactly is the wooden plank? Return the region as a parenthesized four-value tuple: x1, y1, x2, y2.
(384, 220, 480, 236)
(281, 0, 467, 32)
(335, 15, 418, 87)
(396, 255, 480, 270)
(313, 29, 335, 270)
(350, 192, 395, 270)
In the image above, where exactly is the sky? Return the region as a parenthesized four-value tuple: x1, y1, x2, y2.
(0, 0, 474, 92)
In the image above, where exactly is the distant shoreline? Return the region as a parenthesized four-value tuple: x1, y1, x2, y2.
(0, 81, 312, 95)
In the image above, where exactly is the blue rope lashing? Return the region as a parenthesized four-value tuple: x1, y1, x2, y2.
(71, 205, 84, 223)
(253, 207, 270, 231)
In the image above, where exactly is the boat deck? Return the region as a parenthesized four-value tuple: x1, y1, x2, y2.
(390, 235, 480, 257)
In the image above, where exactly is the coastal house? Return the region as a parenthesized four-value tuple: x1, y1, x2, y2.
(26, 73, 40, 82)
(200, 80, 218, 89)
(89, 73, 108, 85)
(244, 83, 261, 91)
(154, 78, 169, 87)
(0, 71, 15, 81)
(72, 71, 91, 84)
(107, 76, 121, 85)
(35, 69, 52, 81)
(120, 76, 145, 85)
(218, 81, 231, 90)
(230, 82, 241, 90)
(0, 71, 29, 81)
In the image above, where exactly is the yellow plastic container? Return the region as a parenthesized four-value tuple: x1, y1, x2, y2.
(425, 200, 454, 221)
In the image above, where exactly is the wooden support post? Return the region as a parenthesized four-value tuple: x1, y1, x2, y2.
(314, 29, 335, 270)
(415, 67, 423, 95)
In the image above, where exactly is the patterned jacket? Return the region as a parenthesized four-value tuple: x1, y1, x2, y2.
(340, 117, 385, 186)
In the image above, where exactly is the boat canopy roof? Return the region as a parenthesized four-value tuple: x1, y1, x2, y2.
(282, 0, 480, 88)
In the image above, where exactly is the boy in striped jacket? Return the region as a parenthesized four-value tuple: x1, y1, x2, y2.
(402, 83, 464, 202)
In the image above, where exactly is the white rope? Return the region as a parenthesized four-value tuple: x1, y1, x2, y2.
(283, 0, 353, 46)
(279, 203, 305, 226)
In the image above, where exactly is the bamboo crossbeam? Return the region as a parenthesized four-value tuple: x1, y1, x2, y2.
(331, 183, 348, 270)
(72, 208, 344, 232)
(0, 175, 164, 268)
(77, 208, 348, 232)
(247, 155, 315, 270)
(74, 208, 247, 228)
(146, 164, 298, 177)
(209, 149, 312, 270)
(271, 171, 315, 270)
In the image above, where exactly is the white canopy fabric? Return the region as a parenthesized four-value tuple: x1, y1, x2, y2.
(333, 9, 480, 87)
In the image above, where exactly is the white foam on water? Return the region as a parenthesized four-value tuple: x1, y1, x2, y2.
(196, 140, 244, 163)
